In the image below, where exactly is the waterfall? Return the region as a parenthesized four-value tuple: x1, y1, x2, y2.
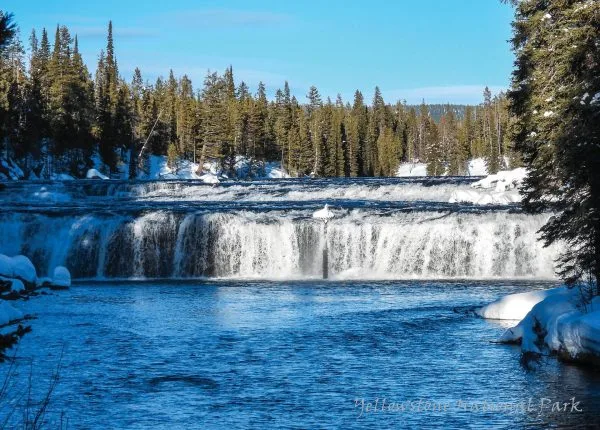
(0, 209, 557, 280)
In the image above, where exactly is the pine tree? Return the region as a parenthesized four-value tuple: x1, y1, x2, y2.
(248, 81, 269, 172)
(508, 0, 600, 290)
(443, 107, 464, 175)
(483, 86, 500, 173)
(306, 85, 323, 175)
(350, 90, 367, 176)
(200, 71, 227, 169)
(0, 22, 25, 163)
(424, 117, 442, 175)
(0, 11, 16, 50)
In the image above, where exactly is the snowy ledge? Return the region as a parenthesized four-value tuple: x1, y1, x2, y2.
(478, 287, 600, 366)
(0, 254, 71, 325)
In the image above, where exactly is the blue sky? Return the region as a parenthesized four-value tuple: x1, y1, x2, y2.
(5, 0, 515, 104)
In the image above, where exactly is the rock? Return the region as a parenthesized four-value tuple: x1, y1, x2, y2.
(11, 255, 37, 284)
(86, 168, 109, 180)
(52, 266, 71, 288)
(10, 279, 24, 293)
(0, 254, 13, 278)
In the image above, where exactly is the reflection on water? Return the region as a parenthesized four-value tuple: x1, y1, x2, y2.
(2, 280, 600, 429)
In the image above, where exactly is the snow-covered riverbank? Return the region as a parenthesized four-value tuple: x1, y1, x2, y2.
(478, 286, 600, 366)
(0, 253, 71, 357)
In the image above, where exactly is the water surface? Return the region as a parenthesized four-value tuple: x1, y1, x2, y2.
(4, 280, 600, 429)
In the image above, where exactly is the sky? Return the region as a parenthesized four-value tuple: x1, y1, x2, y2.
(4, 0, 515, 105)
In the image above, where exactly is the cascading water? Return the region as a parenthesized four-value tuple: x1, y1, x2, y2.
(0, 178, 558, 280)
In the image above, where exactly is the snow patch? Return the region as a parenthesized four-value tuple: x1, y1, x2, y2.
(0, 301, 23, 326)
(9, 278, 25, 293)
(467, 158, 488, 176)
(86, 169, 109, 180)
(395, 162, 427, 177)
(0, 254, 14, 278)
(199, 173, 220, 184)
(476, 287, 566, 320)
(471, 168, 527, 192)
(448, 168, 526, 205)
(313, 204, 336, 220)
(8, 255, 37, 284)
(491, 287, 600, 360)
(53, 266, 71, 288)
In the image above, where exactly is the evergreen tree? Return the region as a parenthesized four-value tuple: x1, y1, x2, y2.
(508, 0, 600, 290)
(200, 71, 227, 168)
(0, 16, 526, 181)
(350, 90, 367, 175)
(0, 11, 16, 50)
(306, 85, 323, 175)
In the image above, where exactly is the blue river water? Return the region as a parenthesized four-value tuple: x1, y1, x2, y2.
(3, 280, 600, 429)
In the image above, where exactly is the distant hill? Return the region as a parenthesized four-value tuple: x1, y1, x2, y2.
(406, 104, 469, 122)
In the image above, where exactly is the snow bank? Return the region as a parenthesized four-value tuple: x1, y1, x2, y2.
(485, 287, 600, 361)
(141, 155, 288, 182)
(0, 254, 13, 278)
(11, 255, 37, 284)
(476, 287, 566, 320)
(471, 168, 527, 192)
(448, 167, 527, 205)
(53, 266, 71, 288)
(86, 168, 109, 180)
(467, 158, 488, 176)
(0, 254, 37, 284)
(396, 163, 427, 177)
(265, 162, 290, 179)
(199, 173, 220, 184)
(0, 301, 23, 326)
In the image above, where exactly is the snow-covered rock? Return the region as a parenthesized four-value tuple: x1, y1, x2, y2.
(53, 266, 71, 288)
(0, 254, 37, 285)
(9, 279, 25, 293)
(396, 162, 427, 177)
(0, 254, 14, 278)
(86, 168, 109, 180)
(313, 204, 335, 220)
(199, 173, 220, 184)
(11, 255, 37, 284)
(449, 168, 527, 205)
(471, 168, 527, 192)
(0, 301, 23, 326)
(476, 287, 566, 320)
(489, 287, 600, 362)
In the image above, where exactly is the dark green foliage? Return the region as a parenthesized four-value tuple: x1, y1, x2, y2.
(0, 11, 16, 50)
(0, 15, 521, 180)
(508, 0, 600, 290)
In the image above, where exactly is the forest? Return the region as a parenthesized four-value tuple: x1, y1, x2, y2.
(0, 17, 520, 179)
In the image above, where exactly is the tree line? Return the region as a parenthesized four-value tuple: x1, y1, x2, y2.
(0, 16, 520, 179)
